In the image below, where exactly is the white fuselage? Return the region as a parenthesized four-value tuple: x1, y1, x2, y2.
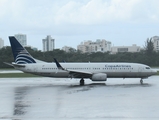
(15, 62, 156, 79)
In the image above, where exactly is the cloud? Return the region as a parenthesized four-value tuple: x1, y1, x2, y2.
(0, 0, 159, 30)
(54, 0, 137, 25)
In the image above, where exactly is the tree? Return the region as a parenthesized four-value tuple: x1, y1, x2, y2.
(68, 48, 76, 53)
(145, 38, 154, 55)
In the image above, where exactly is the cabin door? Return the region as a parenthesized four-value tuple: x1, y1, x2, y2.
(138, 67, 143, 74)
(34, 66, 38, 72)
(138, 67, 142, 72)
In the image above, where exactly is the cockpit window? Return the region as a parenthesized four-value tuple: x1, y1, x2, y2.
(146, 67, 150, 69)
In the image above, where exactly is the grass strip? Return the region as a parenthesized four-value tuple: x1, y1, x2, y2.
(0, 73, 40, 78)
(156, 71, 159, 75)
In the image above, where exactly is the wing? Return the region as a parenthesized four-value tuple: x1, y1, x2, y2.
(67, 69, 92, 78)
(54, 58, 92, 78)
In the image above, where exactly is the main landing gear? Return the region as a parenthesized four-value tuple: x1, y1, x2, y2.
(140, 79, 143, 85)
(80, 78, 85, 86)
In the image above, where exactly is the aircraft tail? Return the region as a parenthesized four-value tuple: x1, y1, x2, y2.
(9, 36, 36, 64)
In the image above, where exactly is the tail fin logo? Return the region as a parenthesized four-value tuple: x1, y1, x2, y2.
(15, 51, 36, 64)
(9, 36, 36, 64)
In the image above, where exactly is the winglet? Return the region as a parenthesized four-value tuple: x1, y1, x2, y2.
(54, 58, 65, 70)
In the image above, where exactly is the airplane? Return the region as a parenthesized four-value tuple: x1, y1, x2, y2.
(5, 36, 157, 85)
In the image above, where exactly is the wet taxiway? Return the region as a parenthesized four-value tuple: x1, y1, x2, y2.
(0, 76, 159, 120)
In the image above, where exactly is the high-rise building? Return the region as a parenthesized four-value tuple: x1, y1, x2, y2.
(152, 36, 159, 51)
(14, 34, 27, 46)
(42, 35, 55, 52)
(0, 38, 4, 49)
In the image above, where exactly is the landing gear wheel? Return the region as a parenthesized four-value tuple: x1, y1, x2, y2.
(80, 79, 85, 86)
(140, 79, 143, 84)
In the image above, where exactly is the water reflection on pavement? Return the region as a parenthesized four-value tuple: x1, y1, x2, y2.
(0, 77, 158, 120)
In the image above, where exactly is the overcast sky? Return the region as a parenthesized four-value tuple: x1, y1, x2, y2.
(0, 0, 159, 50)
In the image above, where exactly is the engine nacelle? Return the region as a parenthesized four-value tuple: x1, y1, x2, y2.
(91, 73, 107, 81)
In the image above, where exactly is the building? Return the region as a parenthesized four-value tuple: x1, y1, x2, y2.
(77, 39, 111, 53)
(0, 38, 4, 49)
(111, 44, 140, 54)
(62, 46, 76, 52)
(14, 34, 27, 46)
(25, 45, 38, 51)
(42, 35, 55, 52)
(77, 41, 91, 53)
(151, 36, 159, 51)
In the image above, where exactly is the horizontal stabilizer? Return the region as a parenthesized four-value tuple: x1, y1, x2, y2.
(3, 62, 14, 67)
(12, 63, 25, 67)
(4, 62, 25, 67)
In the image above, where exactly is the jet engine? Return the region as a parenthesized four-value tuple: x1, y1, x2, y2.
(91, 73, 107, 81)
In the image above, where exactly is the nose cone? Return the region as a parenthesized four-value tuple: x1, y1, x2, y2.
(151, 69, 157, 75)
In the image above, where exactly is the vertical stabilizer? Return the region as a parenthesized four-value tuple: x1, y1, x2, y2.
(9, 36, 36, 64)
